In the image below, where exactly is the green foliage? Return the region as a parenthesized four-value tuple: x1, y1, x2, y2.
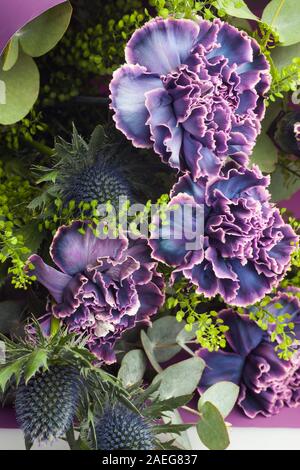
(250, 101, 280, 173)
(0, 52, 39, 125)
(117, 349, 147, 387)
(40, 0, 146, 106)
(262, 0, 300, 46)
(0, 160, 39, 288)
(198, 381, 239, 418)
(0, 319, 120, 393)
(0, 2, 72, 125)
(269, 57, 300, 102)
(270, 160, 300, 201)
(196, 401, 230, 450)
(238, 295, 298, 361)
(248, 10, 300, 104)
(280, 215, 300, 288)
(146, 316, 183, 362)
(0, 109, 47, 151)
(215, 0, 258, 20)
(19, 2, 72, 58)
(151, 357, 205, 399)
(167, 279, 229, 352)
(150, 0, 256, 21)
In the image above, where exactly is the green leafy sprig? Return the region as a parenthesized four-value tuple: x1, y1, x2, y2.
(167, 279, 229, 352)
(237, 292, 299, 361)
(0, 160, 40, 288)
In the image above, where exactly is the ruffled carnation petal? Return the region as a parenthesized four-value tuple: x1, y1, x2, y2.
(150, 163, 297, 306)
(111, 17, 271, 179)
(26, 255, 71, 303)
(149, 193, 204, 269)
(110, 64, 163, 148)
(239, 341, 295, 418)
(51, 222, 127, 275)
(125, 17, 199, 75)
(207, 20, 253, 66)
(135, 276, 165, 322)
(207, 165, 269, 202)
(28, 223, 165, 365)
(145, 87, 182, 169)
(171, 173, 206, 205)
(199, 303, 300, 418)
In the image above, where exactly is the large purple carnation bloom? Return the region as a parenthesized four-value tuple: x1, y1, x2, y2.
(198, 289, 300, 418)
(26, 222, 165, 364)
(149, 163, 297, 306)
(110, 17, 270, 179)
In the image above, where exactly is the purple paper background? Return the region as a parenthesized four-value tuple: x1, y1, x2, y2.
(0, 0, 67, 54)
(1, 405, 300, 430)
(180, 405, 300, 429)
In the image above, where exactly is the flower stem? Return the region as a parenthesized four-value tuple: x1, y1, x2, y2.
(23, 136, 54, 156)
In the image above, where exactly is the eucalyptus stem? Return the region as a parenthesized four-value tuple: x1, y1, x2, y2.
(181, 405, 201, 418)
(23, 136, 54, 157)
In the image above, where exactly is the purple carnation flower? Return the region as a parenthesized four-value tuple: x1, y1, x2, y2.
(26, 221, 165, 364)
(149, 163, 297, 306)
(110, 17, 270, 179)
(198, 288, 300, 418)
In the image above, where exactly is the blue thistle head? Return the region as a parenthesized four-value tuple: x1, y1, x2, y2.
(94, 404, 155, 450)
(54, 125, 175, 209)
(62, 159, 134, 206)
(274, 111, 300, 157)
(15, 365, 81, 443)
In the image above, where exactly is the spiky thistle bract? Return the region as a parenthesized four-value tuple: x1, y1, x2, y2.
(0, 318, 127, 446)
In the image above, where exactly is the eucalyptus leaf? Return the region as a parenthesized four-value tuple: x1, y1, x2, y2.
(0, 51, 39, 125)
(250, 101, 281, 173)
(0, 80, 5, 104)
(2, 36, 19, 71)
(270, 162, 300, 201)
(251, 131, 278, 173)
(262, 0, 300, 46)
(118, 349, 147, 387)
(229, 17, 252, 33)
(196, 401, 230, 450)
(19, 2, 72, 57)
(198, 381, 239, 419)
(147, 316, 183, 362)
(216, 0, 258, 20)
(152, 357, 205, 400)
(24, 349, 48, 383)
(176, 323, 197, 345)
(271, 43, 300, 70)
(140, 330, 162, 373)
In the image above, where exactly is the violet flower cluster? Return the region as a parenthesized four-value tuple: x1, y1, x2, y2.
(198, 288, 300, 418)
(110, 16, 298, 307)
(27, 222, 164, 364)
(150, 163, 297, 306)
(110, 17, 270, 179)
(26, 17, 298, 368)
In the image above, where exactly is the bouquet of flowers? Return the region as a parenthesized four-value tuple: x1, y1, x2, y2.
(0, 0, 300, 451)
